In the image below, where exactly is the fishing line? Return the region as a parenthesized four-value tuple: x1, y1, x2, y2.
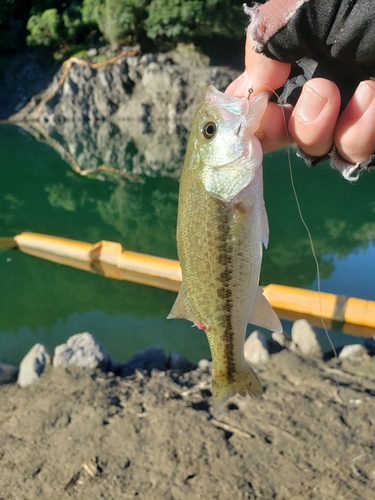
(249, 83, 340, 389)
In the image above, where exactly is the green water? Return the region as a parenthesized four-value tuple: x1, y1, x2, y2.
(1, 124, 374, 365)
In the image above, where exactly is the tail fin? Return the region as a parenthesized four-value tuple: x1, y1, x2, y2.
(211, 364, 263, 411)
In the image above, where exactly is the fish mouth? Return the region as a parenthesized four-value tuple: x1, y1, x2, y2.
(205, 85, 250, 116)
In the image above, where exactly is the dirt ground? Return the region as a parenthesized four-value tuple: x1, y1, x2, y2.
(0, 350, 374, 500)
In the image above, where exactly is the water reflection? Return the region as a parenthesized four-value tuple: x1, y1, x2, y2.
(18, 118, 189, 179)
(0, 123, 374, 363)
(262, 150, 375, 291)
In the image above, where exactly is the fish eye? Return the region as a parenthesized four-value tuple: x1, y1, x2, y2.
(202, 121, 217, 139)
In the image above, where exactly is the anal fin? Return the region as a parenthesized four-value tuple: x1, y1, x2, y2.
(167, 282, 197, 323)
(249, 286, 282, 332)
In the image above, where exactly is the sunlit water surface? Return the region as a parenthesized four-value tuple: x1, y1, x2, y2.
(1, 124, 374, 365)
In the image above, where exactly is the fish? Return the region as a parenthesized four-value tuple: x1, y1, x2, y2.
(168, 85, 282, 408)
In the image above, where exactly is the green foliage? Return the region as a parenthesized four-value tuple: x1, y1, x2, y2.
(26, 8, 62, 46)
(145, 0, 245, 43)
(1, 0, 247, 58)
(26, 2, 90, 49)
(62, 2, 85, 41)
(81, 0, 104, 26)
(82, 0, 149, 46)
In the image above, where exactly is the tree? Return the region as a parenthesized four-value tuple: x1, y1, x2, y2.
(145, 0, 245, 44)
(82, 0, 148, 46)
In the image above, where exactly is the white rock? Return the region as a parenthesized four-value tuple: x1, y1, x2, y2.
(53, 332, 118, 371)
(339, 344, 367, 361)
(87, 48, 98, 57)
(291, 319, 323, 357)
(197, 359, 210, 372)
(244, 330, 270, 367)
(18, 344, 51, 388)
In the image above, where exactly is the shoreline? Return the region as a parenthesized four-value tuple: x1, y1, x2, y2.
(1, 337, 374, 499)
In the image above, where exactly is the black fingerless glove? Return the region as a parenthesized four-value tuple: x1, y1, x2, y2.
(246, 0, 375, 179)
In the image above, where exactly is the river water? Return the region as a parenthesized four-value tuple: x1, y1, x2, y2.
(1, 123, 374, 365)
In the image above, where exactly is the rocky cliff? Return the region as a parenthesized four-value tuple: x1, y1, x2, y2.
(7, 48, 238, 177)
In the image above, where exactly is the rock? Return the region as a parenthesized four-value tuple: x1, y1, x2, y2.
(197, 359, 211, 372)
(339, 344, 368, 361)
(122, 345, 168, 376)
(364, 337, 375, 354)
(10, 50, 238, 129)
(18, 344, 51, 388)
(87, 48, 98, 57)
(0, 363, 18, 385)
(244, 330, 270, 368)
(271, 331, 293, 350)
(53, 332, 119, 371)
(291, 319, 323, 357)
(169, 352, 193, 373)
(7, 49, 239, 180)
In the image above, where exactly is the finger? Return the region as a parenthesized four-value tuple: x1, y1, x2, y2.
(226, 34, 291, 98)
(288, 79, 341, 157)
(225, 71, 249, 97)
(335, 80, 375, 164)
(255, 102, 293, 151)
(243, 34, 291, 96)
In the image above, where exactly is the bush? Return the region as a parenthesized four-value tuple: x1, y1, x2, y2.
(26, 2, 90, 49)
(26, 8, 62, 47)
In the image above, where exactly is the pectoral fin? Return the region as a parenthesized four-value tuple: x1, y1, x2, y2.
(167, 282, 196, 322)
(249, 287, 282, 332)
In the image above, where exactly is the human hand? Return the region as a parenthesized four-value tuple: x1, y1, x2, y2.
(226, 34, 375, 165)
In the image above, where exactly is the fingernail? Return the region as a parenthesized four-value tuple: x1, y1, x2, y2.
(350, 81, 375, 118)
(296, 86, 328, 123)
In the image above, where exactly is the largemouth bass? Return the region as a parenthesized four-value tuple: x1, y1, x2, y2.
(168, 85, 282, 408)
